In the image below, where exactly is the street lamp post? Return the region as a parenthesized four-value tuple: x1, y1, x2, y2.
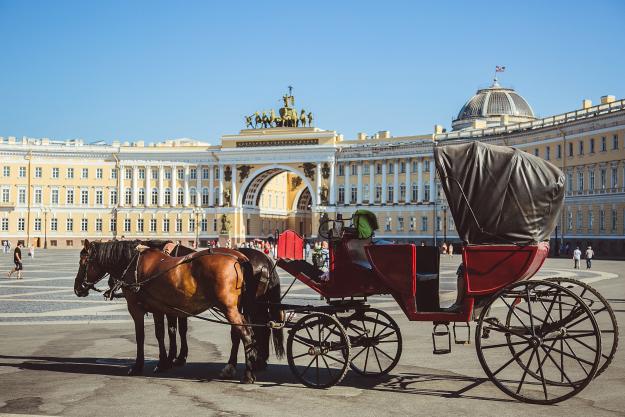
(442, 204, 447, 246)
(433, 198, 437, 247)
(43, 207, 49, 249)
(193, 208, 202, 248)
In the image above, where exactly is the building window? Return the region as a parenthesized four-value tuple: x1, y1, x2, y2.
(1, 188, 8, 203)
(201, 218, 207, 232)
(350, 186, 357, 204)
(151, 188, 158, 205)
(567, 211, 573, 230)
(612, 134, 619, 150)
(138, 168, 145, 179)
(388, 162, 394, 174)
(96, 219, 102, 232)
(82, 218, 88, 232)
(81, 168, 89, 179)
(52, 167, 59, 178)
(589, 138, 595, 154)
(409, 217, 416, 231)
(400, 161, 406, 174)
(164, 189, 171, 205)
(125, 188, 132, 205)
(363, 164, 370, 175)
(338, 164, 344, 176)
(152, 168, 158, 180)
(190, 168, 197, 180)
(110, 190, 118, 205)
(611, 209, 617, 231)
(202, 188, 209, 206)
(67, 168, 74, 179)
(202, 168, 209, 179)
(81, 190, 89, 205)
(137, 219, 144, 233)
(600, 169, 607, 190)
(385, 217, 391, 231)
(611, 167, 618, 189)
(125, 168, 132, 179)
(67, 218, 74, 232)
(338, 186, 345, 204)
(375, 184, 382, 203)
(424, 184, 430, 201)
(189, 219, 195, 232)
(387, 185, 394, 202)
(399, 183, 406, 201)
(163, 219, 170, 232)
(35, 167, 42, 178)
(588, 211, 594, 230)
(3, 166, 10, 177)
(1, 218, 9, 231)
(568, 143, 573, 157)
(176, 218, 183, 232)
(545, 146, 550, 160)
(566, 172, 573, 193)
(177, 188, 184, 205)
(34, 188, 42, 204)
(138, 188, 145, 205)
(124, 219, 131, 232)
(51, 189, 59, 205)
(51, 218, 58, 231)
(556, 144, 562, 159)
(18, 218, 25, 231)
(420, 216, 428, 231)
(412, 184, 418, 202)
(34, 218, 41, 231)
(589, 170, 595, 191)
(214, 167, 220, 180)
(601, 137, 607, 152)
(363, 184, 369, 202)
(66, 189, 74, 205)
(576, 210, 583, 230)
(18, 188, 26, 204)
(577, 171, 584, 192)
(150, 219, 157, 232)
(111, 168, 118, 180)
(177, 168, 184, 180)
(436, 216, 441, 232)
(599, 209, 606, 231)
(397, 217, 404, 231)
(190, 188, 197, 206)
(165, 169, 172, 180)
(19, 166, 26, 177)
(213, 218, 218, 232)
(96, 168, 103, 179)
(578, 141, 584, 155)
(110, 218, 117, 232)
(533, 148, 539, 157)
(376, 163, 382, 175)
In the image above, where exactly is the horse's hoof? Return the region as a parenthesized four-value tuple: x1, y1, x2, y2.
(173, 357, 187, 367)
(219, 363, 237, 379)
(128, 366, 143, 376)
(241, 371, 256, 384)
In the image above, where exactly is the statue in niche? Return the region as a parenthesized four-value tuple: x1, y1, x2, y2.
(224, 166, 232, 182)
(220, 214, 231, 234)
(223, 189, 231, 207)
(321, 162, 330, 179)
(320, 185, 329, 205)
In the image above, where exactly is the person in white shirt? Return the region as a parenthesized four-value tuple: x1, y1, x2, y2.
(573, 246, 582, 269)
(585, 246, 594, 269)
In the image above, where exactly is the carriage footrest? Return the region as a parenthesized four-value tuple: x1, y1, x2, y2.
(432, 323, 451, 355)
(453, 322, 471, 345)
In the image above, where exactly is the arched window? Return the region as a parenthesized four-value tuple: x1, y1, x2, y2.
(387, 185, 394, 203)
(177, 188, 184, 205)
(202, 188, 209, 206)
(138, 188, 145, 205)
(375, 184, 382, 203)
(338, 186, 345, 204)
(164, 188, 171, 205)
(214, 187, 219, 205)
(363, 184, 370, 202)
(190, 187, 197, 206)
(125, 187, 132, 205)
(399, 183, 406, 202)
(151, 188, 158, 205)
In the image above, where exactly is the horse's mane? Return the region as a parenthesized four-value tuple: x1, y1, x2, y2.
(90, 239, 171, 275)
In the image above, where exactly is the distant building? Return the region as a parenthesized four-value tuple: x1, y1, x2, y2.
(1, 84, 623, 256)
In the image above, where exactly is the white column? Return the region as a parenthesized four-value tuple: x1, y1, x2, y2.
(356, 163, 363, 205)
(184, 165, 190, 207)
(344, 163, 351, 205)
(218, 164, 224, 206)
(381, 160, 387, 205)
(369, 161, 375, 204)
(171, 164, 177, 207)
(428, 158, 435, 203)
(231, 164, 237, 206)
(405, 159, 411, 203)
(119, 166, 125, 207)
(316, 163, 322, 206)
(145, 165, 151, 207)
(209, 164, 215, 207)
(393, 160, 399, 204)
(417, 159, 424, 202)
(195, 165, 201, 207)
(158, 165, 164, 207)
(329, 161, 336, 205)
(132, 166, 138, 207)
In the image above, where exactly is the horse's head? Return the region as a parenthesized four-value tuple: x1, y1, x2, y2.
(74, 239, 107, 297)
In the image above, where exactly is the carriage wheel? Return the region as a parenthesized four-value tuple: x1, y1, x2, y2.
(476, 280, 601, 405)
(338, 308, 402, 377)
(287, 312, 351, 388)
(544, 277, 618, 379)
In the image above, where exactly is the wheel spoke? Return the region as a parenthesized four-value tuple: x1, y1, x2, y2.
(373, 345, 395, 362)
(547, 345, 594, 369)
(323, 353, 345, 365)
(291, 352, 311, 360)
(351, 346, 368, 362)
(319, 353, 334, 378)
(484, 319, 530, 341)
(516, 347, 536, 394)
(301, 356, 316, 377)
(525, 287, 536, 335)
(481, 340, 529, 350)
(363, 346, 371, 373)
(372, 345, 383, 373)
(540, 345, 577, 388)
(292, 334, 315, 348)
(492, 345, 532, 377)
(501, 296, 534, 334)
(534, 348, 549, 401)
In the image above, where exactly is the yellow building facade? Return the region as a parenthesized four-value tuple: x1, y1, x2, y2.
(1, 88, 624, 256)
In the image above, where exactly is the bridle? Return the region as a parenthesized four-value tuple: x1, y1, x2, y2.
(78, 248, 106, 293)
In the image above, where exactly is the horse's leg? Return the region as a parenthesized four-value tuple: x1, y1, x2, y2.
(224, 307, 257, 384)
(127, 302, 145, 376)
(174, 316, 188, 366)
(219, 327, 240, 379)
(166, 313, 178, 364)
(153, 313, 172, 373)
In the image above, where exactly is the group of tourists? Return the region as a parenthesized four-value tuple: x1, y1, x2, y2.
(440, 242, 455, 256)
(573, 245, 595, 269)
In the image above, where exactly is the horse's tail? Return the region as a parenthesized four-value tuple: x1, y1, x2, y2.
(268, 265, 285, 359)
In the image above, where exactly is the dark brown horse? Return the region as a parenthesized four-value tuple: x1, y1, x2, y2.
(74, 239, 259, 383)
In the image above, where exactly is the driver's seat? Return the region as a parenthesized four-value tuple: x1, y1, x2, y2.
(344, 237, 373, 270)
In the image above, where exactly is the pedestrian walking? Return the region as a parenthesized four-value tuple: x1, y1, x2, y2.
(573, 246, 582, 269)
(7, 243, 24, 279)
(305, 241, 311, 260)
(29, 244, 34, 259)
(448, 243, 454, 256)
(585, 246, 594, 269)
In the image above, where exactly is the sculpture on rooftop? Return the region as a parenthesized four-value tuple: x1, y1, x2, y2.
(245, 87, 313, 129)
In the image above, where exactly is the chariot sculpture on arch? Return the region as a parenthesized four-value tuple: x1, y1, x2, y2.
(244, 86, 314, 128)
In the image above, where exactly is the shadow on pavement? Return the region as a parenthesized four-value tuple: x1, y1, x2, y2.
(0, 354, 514, 403)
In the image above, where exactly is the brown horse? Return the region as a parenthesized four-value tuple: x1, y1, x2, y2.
(74, 239, 259, 383)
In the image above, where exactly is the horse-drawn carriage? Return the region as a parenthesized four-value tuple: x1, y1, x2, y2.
(274, 141, 618, 404)
(74, 141, 617, 405)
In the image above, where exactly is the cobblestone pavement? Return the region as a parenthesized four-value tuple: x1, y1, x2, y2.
(0, 249, 623, 416)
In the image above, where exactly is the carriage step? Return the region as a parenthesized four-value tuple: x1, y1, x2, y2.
(432, 323, 451, 355)
(453, 322, 471, 345)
